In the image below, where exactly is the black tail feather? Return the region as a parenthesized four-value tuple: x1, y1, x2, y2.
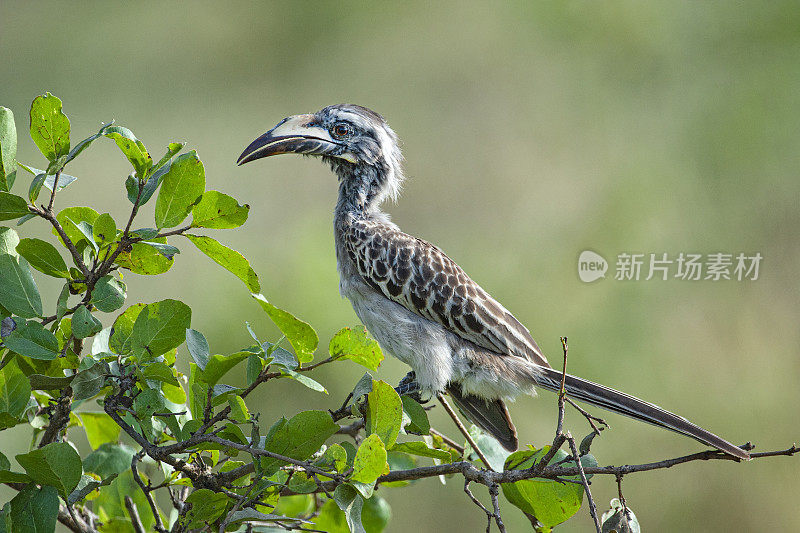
(532, 367, 750, 460)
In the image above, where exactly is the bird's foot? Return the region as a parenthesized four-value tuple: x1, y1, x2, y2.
(395, 371, 430, 404)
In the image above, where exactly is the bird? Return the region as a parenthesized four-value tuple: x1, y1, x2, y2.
(237, 104, 750, 460)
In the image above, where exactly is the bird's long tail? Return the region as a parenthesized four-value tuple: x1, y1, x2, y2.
(531, 366, 750, 460)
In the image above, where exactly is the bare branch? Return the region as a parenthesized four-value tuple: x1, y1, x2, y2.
(438, 392, 493, 471)
(124, 496, 146, 533)
(566, 431, 600, 532)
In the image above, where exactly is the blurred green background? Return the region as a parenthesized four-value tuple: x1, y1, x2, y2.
(1, 1, 798, 531)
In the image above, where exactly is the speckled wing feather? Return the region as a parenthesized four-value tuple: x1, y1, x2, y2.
(343, 219, 550, 368)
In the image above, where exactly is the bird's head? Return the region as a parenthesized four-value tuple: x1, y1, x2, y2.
(238, 104, 404, 207)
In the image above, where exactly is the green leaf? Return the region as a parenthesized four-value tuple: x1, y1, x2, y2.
(114, 239, 174, 275)
(318, 443, 348, 473)
(282, 368, 328, 393)
(401, 395, 430, 435)
(333, 484, 366, 533)
(501, 446, 586, 529)
(94, 470, 156, 531)
(64, 122, 112, 166)
(179, 489, 227, 529)
(141, 240, 179, 259)
(0, 226, 19, 255)
(199, 352, 248, 386)
(185, 328, 209, 370)
(246, 353, 261, 385)
(191, 190, 250, 229)
(0, 192, 28, 221)
(185, 234, 260, 291)
(0, 254, 41, 318)
(390, 441, 450, 461)
(153, 142, 184, 172)
(260, 411, 338, 475)
(109, 303, 144, 354)
(366, 380, 403, 448)
(90, 275, 126, 313)
(130, 299, 191, 359)
(352, 433, 388, 487)
(70, 219, 98, 254)
(18, 164, 78, 194)
(83, 443, 134, 479)
(0, 361, 31, 419)
(0, 107, 17, 192)
(16, 238, 69, 278)
(468, 424, 511, 472)
(72, 306, 102, 339)
(67, 473, 115, 506)
(9, 485, 58, 533)
(28, 374, 73, 390)
(155, 151, 205, 228)
(3, 321, 59, 360)
(29, 93, 70, 162)
(53, 206, 98, 247)
(141, 361, 179, 386)
(71, 363, 106, 402)
(314, 499, 351, 533)
(92, 213, 116, 247)
(134, 388, 165, 419)
(27, 174, 44, 203)
(16, 213, 35, 226)
(16, 442, 82, 497)
(329, 326, 383, 371)
(79, 412, 120, 449)
(227, 395, 249, 423)
(103, 125, 151, 178)
(252, 293, 317, 362)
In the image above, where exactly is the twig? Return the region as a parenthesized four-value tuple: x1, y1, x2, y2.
(124, 496, 146, 533)
(132, 452, 167, 532)
(438, 393, 493, 471)
(38, 387, 73, 447)
(616, 473, 627, 512)
(30, 205, 89, 276)
(47, 169, 61, 212)
(566, 431, 601, 532)
(464, 480, 493, 533)
(488, 483, 506, 533)
(565, 397, 608, 434)
(430, 428, 466, 455)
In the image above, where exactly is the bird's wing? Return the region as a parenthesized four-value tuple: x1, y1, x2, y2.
(343, 219, 550, 367)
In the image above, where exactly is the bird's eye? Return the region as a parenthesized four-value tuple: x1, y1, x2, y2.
(330, 122, 353, 140)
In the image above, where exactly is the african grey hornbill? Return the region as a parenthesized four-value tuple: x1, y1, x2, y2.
(237, 104, 750, 460)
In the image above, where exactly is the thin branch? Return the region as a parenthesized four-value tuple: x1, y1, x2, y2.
(47, 169, 61, 212)
(566, 431, 601, 533)
(488, 483, 506, 533)
(124, 496, 146, 533)
(464, 480, 493, 533)
(38, 386, 73, 447)
(132, 452, 167, 532)
(30, 205, 89, 276)
(438, 393, 493, 470)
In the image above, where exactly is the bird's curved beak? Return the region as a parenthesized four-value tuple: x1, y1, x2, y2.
(237, 114, 342, 165)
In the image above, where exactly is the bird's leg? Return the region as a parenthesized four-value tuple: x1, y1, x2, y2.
(395, 371, 426, 403)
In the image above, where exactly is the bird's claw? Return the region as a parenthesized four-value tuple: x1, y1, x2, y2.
(395, 371, 429, 403)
